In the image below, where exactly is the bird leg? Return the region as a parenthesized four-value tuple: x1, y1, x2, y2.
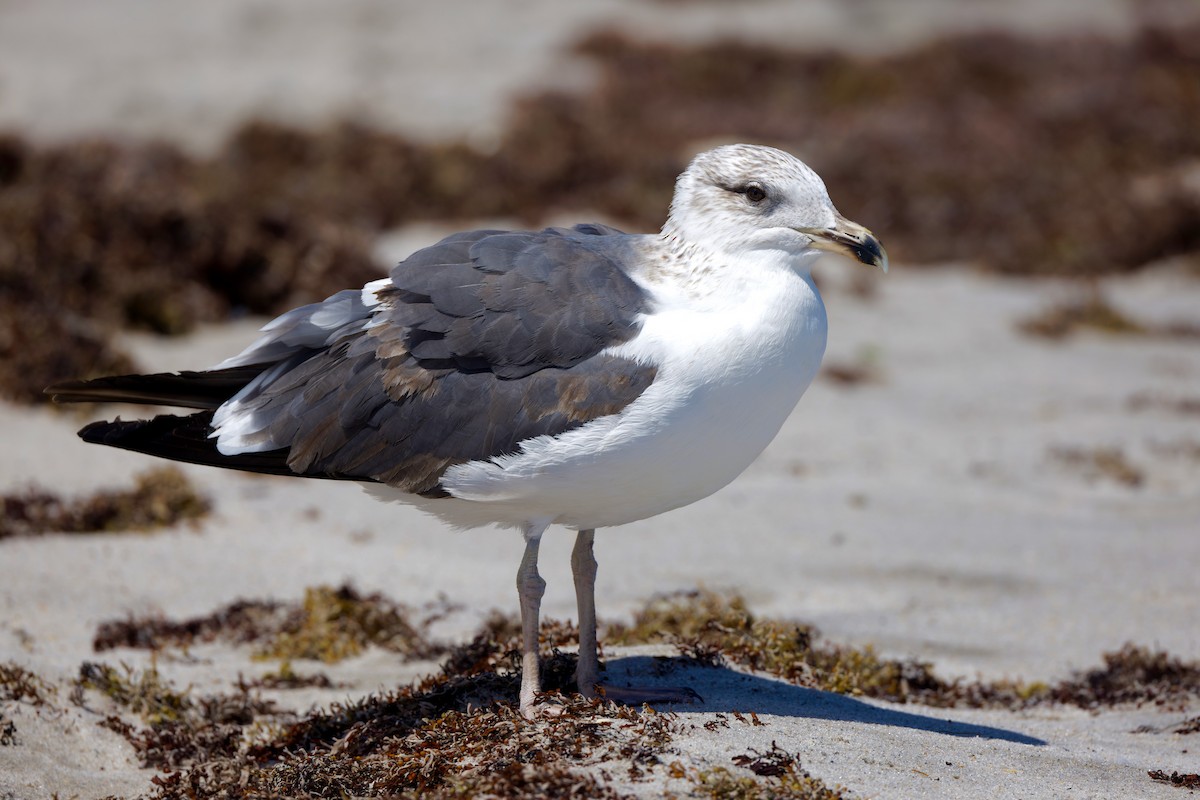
(570, 528, 704, 709)
(572, 529, 601, 697)
(517, 521, 552, 718)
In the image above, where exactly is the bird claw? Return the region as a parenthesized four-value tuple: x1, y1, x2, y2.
(520, 701, 568, 721)
(521, 684, 702, 719)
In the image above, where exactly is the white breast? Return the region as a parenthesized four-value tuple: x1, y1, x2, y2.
(422, 259, 828, 531)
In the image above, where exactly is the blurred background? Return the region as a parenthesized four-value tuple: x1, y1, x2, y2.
(2, 0, 1199, 403)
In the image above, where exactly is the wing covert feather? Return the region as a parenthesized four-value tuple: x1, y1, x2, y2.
(223, 224, 657, 495)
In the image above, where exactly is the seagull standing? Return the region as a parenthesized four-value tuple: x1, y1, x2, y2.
(48, 144, 887, 717)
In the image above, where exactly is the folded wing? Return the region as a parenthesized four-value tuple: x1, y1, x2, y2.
(50, 224, 658, 498)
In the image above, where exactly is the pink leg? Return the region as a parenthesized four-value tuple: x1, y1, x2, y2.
(572, 529, 601, 697)
(517, 521, 552, 718)
(571, 529, 703, 708)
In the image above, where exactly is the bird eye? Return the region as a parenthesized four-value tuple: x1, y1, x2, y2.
(742, 183, 767, 203)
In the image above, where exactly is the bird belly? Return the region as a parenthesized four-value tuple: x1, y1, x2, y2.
(430, 270, 828, 530)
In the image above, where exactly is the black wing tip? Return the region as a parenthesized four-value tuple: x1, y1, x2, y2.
(75, 413, 377, 485)
(78, 419, 106, 442)
(78, 418, 132, 444)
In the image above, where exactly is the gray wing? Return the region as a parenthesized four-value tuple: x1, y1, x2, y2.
(217, 224, 657, 496)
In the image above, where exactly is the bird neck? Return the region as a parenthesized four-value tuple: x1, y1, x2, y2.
(651, 227, 817, 283)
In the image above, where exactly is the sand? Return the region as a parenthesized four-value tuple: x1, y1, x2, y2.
(2, 1, 1199, 798)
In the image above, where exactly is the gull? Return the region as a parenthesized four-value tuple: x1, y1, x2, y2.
(48, 144, 887, 718)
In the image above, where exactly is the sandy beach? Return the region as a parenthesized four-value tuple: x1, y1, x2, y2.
(2, 2, 1198, 798)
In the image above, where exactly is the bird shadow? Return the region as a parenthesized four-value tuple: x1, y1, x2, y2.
(599, 655, 1047, 746)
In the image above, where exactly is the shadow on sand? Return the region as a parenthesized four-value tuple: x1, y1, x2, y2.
(601, 655, 1046, 746)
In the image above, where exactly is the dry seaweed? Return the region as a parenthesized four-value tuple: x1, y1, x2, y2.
(1017, 292, 1200, 342)
(94, 598, 290, 652)
(94, 587, 1200, 717)
(76, 662, 192, 725)
(245, 692, 648, 798)
(1039, 645, 1200, 712)
(0, 715, 15, 746)
(0, 467, 210, 539)
(1127, 393, 1200, 416)
(677, 742, 850, 800)
(1019, 294, 1147, 339)
(0, 661, 54, 705)
(24, 587, 1200, 797)
(1049, 445, 1146, 488)
(821, 347, 884, 387)
(1174, 716, 1200, 735)
(75, 661, 282, 771)
(256, 584, 445, 663)
(115, 615, 674, 799)
(1133, 714, 1200, 735)
(242, 661, 335, 690)
(64, 590, 1200, 797)
(820, 362, 879, 387)
(94, 584, 447, 666)
(0, 301, 136, 406)
(1149, 769, 1200, 789)
(0, 131, 382, 336)
(1148, 438, 1200, 463)
(122, 612, 850, 800)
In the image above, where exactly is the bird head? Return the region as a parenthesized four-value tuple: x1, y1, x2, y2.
(665, 143, 888, 273)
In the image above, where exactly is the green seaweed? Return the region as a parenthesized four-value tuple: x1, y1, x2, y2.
(255, 585, 443, 663)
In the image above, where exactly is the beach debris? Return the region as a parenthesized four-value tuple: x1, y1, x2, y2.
(0, 466, 210, 539)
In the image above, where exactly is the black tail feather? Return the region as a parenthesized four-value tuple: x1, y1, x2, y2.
(46, 366, 269, 410)
(79, 413, 365, 482)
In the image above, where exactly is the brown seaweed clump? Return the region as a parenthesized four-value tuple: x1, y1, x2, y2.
(79, 613, 851, 800)
(77, 621, 657, 799)
(256, 584, 447, 663)
(0, 466, 210, 539)
(1048, 445, 1146, 488)
(93, 584, 448, 665)
(74, 661, 281, 771)
(0, 129, 386, 406)
(680, 742, 851, 800)
(79, 598, 850, 798)
(68, 589, 1200, 797)
(1019, 291, 1200, 341)
(241, 661, 335, 690)
(0, 661, 55, 747)
(0, 661, 54, 706)
(1041, 645, 1200, 712)
(93, 597, 291, 652)
(0, 300, 136, 406)
(1149, 770, 1200, 789)
(1018, 293, 1148, 339)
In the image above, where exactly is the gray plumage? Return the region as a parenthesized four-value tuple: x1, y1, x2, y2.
(52, 223, 658, 498)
